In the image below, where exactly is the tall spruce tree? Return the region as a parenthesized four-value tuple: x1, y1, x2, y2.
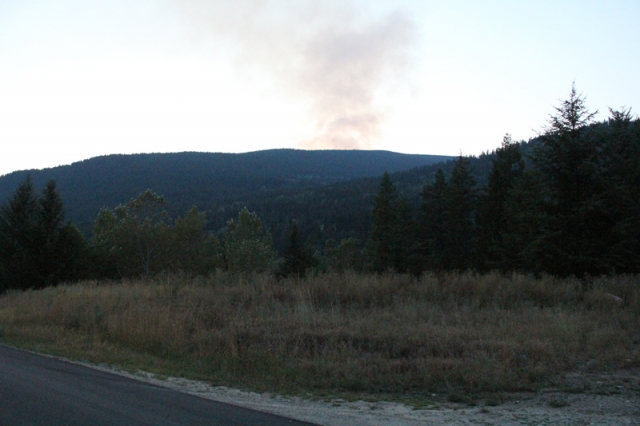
(418, 169, 448, 272)
(368, 172, 407, 273)
(0, 177, 85, 290)
(529, 84, 603, 276)
(0, 176, 40, 290)
(477, 135, 525, 271)
(36, 180, 67, 288)
(443, 156, 478, 271)
(278, 221, 317, 278)
(595, 108, 640, 273)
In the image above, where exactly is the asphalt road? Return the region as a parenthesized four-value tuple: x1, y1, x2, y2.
(0, 344, 317, 426)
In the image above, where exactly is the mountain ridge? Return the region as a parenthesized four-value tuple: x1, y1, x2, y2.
(0, 149, 453, 234)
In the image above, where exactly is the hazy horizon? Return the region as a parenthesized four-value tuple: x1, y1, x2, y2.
(1, 0, 638, 176)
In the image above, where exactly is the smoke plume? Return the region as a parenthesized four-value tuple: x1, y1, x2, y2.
(176, 0, 417, 149)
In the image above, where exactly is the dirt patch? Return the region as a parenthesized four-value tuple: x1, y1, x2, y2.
(84, 364, 640, 425)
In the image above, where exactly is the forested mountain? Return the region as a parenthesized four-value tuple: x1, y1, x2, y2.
(0, 150, 451, 235)
(2, 85, 639, 288)
(225, 139, 538, 251)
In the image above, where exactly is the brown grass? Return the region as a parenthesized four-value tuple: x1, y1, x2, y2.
(0, 272, 638, 397)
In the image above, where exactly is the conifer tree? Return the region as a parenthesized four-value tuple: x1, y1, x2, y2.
(368, 172, 401, 273)
(0, 177, 86, 290)
(443, 156, 478, 271)
(594, 108, 640, 273)
(529, 84, 603, 276)
(279, 221, 317, 278)
(419, 169, 448, 272)
(477, 135, 524, 271)
(0, 176, 40, 290)
(36, 180, 67, 288)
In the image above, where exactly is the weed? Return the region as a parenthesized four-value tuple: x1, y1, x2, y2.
(548, 397, 569, 408)
(0, 271, 638, 398)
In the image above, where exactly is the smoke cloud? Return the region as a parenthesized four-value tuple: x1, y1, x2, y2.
(174, 0, 417, 149)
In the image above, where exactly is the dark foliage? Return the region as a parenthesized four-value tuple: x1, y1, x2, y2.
(476, 135, 525, 271)
(278, 221, 317, 278)
(0, 150, 451, 236)
(0, 177, 86, 290)
(1, 87, 638, 280)
(367, 173, 414, 273)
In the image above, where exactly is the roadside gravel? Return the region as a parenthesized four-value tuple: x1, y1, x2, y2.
(84, 364, 640, 426)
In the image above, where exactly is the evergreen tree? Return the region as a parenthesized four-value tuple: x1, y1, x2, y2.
(418, 169, 448, 272)
(477, 135, 525, 271)
(278, 221, 317, 278)
(529, 84, 604, 276)
(0, 176, 40, 290)
(393, 198, 415, 274)
(36, 180, 68, 288)
(368, 172, 404, 273)
(443, 156, 478, 271)
(0, 177, 86, 290)
(595, 108, 640, 273)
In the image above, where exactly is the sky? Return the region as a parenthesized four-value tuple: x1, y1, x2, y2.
(1, 0, 639, 177)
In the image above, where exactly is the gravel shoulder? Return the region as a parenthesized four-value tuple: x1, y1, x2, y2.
(80, 362, 640, 426)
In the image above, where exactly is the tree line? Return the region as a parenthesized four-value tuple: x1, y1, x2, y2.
(0, 179, 315, 291)
(368, 85, 640, 277)
(1, 85, 638, 291)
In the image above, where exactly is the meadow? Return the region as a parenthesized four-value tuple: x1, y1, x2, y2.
(0, 272, 638, 399)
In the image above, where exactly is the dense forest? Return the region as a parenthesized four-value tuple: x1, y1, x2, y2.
(0, 86, 638, 291)
(0, 149, 451, 235)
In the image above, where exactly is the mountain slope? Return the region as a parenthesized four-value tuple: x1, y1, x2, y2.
(0, 149, 452, 233)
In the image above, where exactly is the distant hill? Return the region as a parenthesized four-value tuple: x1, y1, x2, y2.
(0, 149, 452, 235)
(220, 139, 539, 250)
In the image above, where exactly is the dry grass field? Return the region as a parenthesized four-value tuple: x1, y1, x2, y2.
(0, 272, 638, 400)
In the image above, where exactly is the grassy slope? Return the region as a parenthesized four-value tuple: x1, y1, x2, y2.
(0, 272, 638, 399)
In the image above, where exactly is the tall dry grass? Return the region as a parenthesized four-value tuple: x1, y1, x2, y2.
(0, 272, 638, 396)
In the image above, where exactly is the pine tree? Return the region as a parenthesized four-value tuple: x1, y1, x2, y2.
(36, 180, 67, 288)
(0, 176, 40, 290)
(0, 177, 85, 290)
(368, 172, 400, 273)
(443, 156, 478, 271)
(393, 198, 415, 274)
(596, 108, 640, 273)
(279, 221, 317, 278)
(529, 84, 603, 276)
(477, 135, 525, 271)
(418, 169, 448, 272)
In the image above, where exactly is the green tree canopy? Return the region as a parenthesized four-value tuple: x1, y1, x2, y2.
(223, 207, 276, 274)
(92, 190, 215, 278)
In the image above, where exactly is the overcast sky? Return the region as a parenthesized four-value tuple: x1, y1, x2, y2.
(1, 0, 639, 176)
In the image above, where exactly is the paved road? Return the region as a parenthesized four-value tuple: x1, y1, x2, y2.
(0, 344, 316, 425)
